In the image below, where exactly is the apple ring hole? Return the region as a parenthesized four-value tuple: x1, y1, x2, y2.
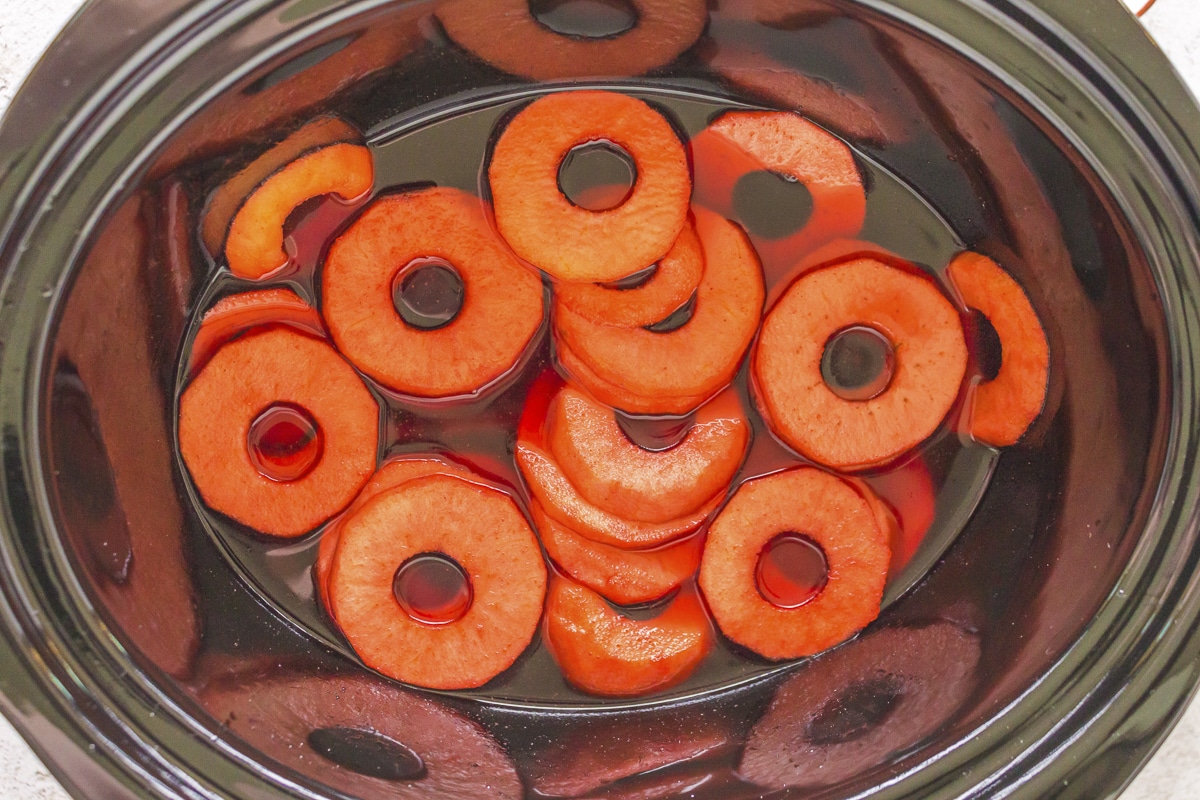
(604, 585, 681, 621)
(599, 262, 659, 290)
(821, 325, 895, 402)
(247, 402, 323, 483)
(306, 726, 428, 782)
(615, 409, 695, 452)
(393, 552, 473, 625)
(529, 0, 640, 38)
(970, 309, 1004, 382)
(643, 290, 697, 333)
(756, 532, 829, 609)
(558, 140, 638, 211)
(392, 257, 467, 331)
(732, 169, 815, 240)
(803, 675, 905, 746)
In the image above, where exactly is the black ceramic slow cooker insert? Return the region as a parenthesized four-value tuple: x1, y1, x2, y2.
(0, 0, 1199, 798)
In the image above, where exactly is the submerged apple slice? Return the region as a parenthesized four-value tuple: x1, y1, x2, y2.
(544, 577, 712, 697)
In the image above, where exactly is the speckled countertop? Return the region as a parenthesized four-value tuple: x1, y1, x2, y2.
(1, 0, 1199, 797)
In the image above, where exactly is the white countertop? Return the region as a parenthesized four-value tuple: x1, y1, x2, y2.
(1, 0, 1199, 797)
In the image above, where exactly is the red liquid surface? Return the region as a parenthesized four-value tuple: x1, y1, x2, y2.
(756, 534, 829, 609)
(247, 403, 323, 482)
(393, 553, 473, 625)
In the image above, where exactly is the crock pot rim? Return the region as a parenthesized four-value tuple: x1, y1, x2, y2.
(0, 0, 1197, 798)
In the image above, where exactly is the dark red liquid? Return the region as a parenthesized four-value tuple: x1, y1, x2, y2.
(247, 403, 323, 482)
(393, 553, 473, 625)
(822, 325, 896, 401)
(756, 533, 829, 609)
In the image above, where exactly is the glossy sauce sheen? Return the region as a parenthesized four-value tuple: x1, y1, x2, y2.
(181, 87, 998, 707)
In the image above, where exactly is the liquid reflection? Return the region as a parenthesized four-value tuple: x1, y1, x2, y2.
(49, 193, 200, 678)
(707, 0, 924, 147)
(526, 706, 733, 798)
(740, 621, 981, 789)
(436, 0, 708, 80)
(889, 28, 1162, 708)
(196, 657, 521, 798)
(149, 2, 430, 176)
